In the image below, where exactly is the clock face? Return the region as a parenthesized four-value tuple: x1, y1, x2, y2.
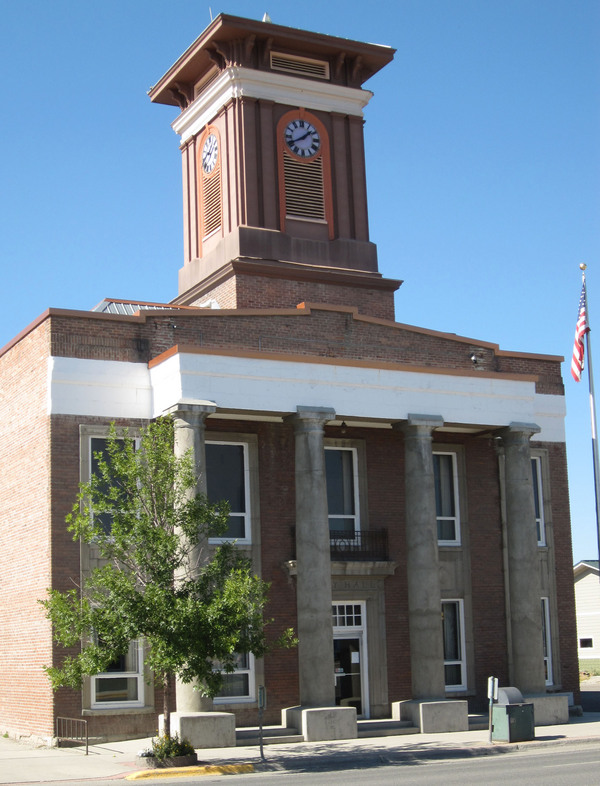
(202, 133, 219, 174)
(284, 119, 321, 158)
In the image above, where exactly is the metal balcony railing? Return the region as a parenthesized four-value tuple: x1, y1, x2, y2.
(291, 528, 389, 561)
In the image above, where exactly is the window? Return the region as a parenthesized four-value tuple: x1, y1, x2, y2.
(531, 456, 546, 546)
(442, 600, 466, 690)
(214, 652, 255, 703)
(541, 597, 553, 685)
(433, 452, 460, 545)
(91, 639, 144, 709)
(325, 447, 360, 536)
(206, 441, 251, 542)
(580, 638, 594, 649)
(332, 603, 363, 627)
(89, 436, 127, 535)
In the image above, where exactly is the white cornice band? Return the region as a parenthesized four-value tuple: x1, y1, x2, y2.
(47, 353, 566, 443)
(172, 67, 373, 143)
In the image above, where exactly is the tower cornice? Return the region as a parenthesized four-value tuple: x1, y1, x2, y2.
(172, 66, 372, 144)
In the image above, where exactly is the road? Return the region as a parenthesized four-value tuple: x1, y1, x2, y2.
(13, 745, 600, 786)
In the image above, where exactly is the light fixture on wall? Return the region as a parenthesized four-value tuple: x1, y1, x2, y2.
(340, 421, 348, 435)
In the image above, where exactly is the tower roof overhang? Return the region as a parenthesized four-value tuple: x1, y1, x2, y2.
(148, 13, 395, 108)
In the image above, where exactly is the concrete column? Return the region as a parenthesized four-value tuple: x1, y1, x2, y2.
(289, 406, 336, 707)
(398, 415, 446, 700)
(499, 422, 546, 694)
(165, 402, 216, 713)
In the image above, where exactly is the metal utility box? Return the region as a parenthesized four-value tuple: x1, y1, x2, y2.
(491, 687, 534, 742)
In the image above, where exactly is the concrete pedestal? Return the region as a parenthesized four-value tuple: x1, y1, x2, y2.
(159, 712, 235, 748)
(528, 694, 570, 725)
(282, 706, 357, 742)
(393, 699, 469, 733)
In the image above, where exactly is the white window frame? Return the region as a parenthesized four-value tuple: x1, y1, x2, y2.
(433, 451, 461, 546)
(90, 639, 145, 710)
(541, 597, 553, 686)
(531, 456, 546, 546)
(207, 440, 252, 545)
(325, 446, 361, 537)
(213, 652, 256, 704)
(442, 599, 467, 691)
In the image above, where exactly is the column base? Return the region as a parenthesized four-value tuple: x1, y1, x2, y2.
(282, 706, 357, 742)
(159, 711, 235, 748)
(392, 699, 469, 733)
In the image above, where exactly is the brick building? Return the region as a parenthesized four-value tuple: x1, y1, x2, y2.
(0, 14, 578, 743)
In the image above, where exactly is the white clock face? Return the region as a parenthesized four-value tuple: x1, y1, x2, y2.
(202, 133, 219, 174)
(284, 119, 321, 158)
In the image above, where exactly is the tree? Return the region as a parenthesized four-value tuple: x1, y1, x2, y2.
(41, 417, 282, 737)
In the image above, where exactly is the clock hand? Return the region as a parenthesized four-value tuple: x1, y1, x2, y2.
(293, 130, 312, 143)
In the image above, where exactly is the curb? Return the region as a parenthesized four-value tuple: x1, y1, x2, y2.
(126, 763, 255, 780)
(122, 735, 600, 778)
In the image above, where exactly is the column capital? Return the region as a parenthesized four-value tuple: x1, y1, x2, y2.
(496, 421, 541, 443)
(286, 406, 336, 432)
(394, 414, 444, 436)
(163, 401, 217, 422)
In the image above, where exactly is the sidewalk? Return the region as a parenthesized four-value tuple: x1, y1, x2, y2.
(2, 713, 600, 784)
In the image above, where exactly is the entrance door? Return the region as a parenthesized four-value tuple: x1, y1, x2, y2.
(334, 637, 363, 715)
(332, 601, 369, 718)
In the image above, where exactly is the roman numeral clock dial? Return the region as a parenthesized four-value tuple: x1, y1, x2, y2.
(284, 119, 321, 158)
(202, 133, 219, 174)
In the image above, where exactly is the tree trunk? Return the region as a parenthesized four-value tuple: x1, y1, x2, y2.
(162, 674, 171, 738)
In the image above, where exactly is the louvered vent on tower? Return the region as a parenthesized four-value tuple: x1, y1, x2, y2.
(202, 169, 222, 238)
(283, 153, 325, 220)
(270, 52, 330, 80)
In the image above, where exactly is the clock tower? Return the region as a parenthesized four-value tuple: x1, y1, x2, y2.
(149, 14, 400, 319)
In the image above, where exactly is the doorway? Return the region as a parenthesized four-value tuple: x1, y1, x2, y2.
(332, 602, 369, 718)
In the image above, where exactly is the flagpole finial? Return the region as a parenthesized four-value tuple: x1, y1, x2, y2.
(581, 263, 588, 271)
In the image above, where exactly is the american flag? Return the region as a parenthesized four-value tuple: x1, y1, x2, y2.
(571, 281, 589, 382)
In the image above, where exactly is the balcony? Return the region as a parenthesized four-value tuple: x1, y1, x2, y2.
(291, 528, 389, 562)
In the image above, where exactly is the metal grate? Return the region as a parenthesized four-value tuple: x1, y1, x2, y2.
(271, 52, 329, 80)
(283, 153, 325, 220)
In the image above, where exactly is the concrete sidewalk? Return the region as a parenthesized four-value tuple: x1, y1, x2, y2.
(2, 713, 600, 784)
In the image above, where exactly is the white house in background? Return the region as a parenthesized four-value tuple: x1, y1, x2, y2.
(574, 560, 600, 666)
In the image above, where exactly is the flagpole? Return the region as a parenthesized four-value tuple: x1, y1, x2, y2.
(580, 264, 600, 565)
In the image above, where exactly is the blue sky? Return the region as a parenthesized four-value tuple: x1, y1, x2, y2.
(1, 1, 599, 561)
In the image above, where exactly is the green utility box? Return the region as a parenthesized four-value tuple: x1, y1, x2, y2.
(491, 702, 534, 742)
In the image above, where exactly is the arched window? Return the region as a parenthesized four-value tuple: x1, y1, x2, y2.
(277, 109, 333, 239)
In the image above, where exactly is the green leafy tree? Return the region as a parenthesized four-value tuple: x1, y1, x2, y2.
(41, 417, 283, 737)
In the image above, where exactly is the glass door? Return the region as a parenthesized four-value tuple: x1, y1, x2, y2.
(334, 635, 364, 716)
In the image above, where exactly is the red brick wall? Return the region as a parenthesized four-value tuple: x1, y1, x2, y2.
(231, 273, 396, 321)
(17, 306, 563, 397)
(466, 437, 509, 704)
(0, 323, 55, 739)
(546, 442, 579, 701)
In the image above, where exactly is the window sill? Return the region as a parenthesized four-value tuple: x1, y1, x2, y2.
(82, 706, 155, 716)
